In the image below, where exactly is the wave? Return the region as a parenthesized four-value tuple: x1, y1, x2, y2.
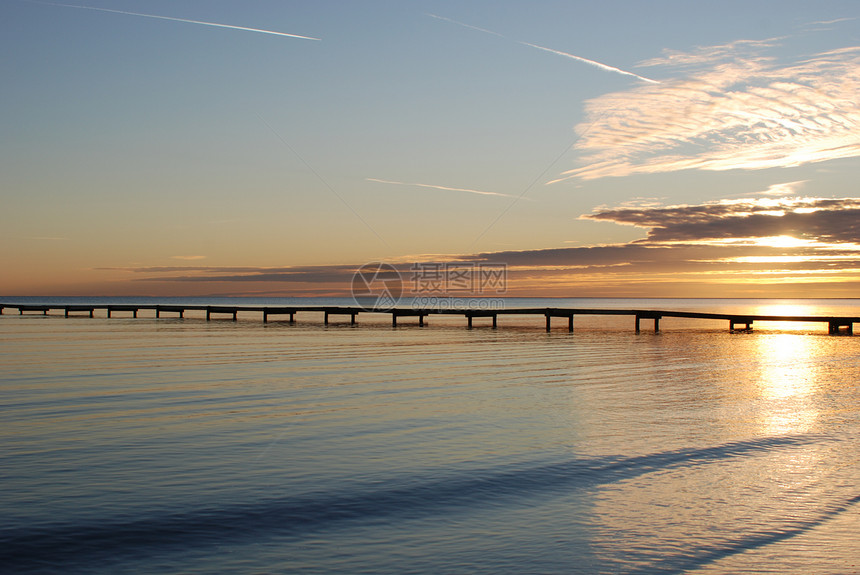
(625, 493, 860, 574)
(0, 435, 824, 571)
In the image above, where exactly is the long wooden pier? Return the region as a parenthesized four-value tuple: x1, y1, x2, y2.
(0, 303, 857, 334)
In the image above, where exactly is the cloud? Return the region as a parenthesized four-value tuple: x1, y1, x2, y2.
(113, 264, 362, 285)
(32, 1, 320, 41)
(552, 42, 860, 181)
(366, 178, 517, 198)
(755, 181, 808, 196)
(109, 196, 860, 297)
(463, 195, 860, 294)
(807, 17, 856, 26)
(427, 13, 657, 83)
(171, 255, 207, 261)
(582, 196, 860, 245)
(637, 38, 780, 68)
(801, 17, 856, 32)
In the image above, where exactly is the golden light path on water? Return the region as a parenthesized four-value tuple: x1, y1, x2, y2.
(751, 302, 824, 437)
(691, 309, 857, 573)
(754, 333, 819, 435)
(582, 298, 859, 572)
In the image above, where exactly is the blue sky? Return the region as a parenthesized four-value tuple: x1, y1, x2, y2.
(2, 1, 859, 296)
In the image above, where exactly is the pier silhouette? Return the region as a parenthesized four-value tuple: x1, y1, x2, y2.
(1, 303, 856, 334)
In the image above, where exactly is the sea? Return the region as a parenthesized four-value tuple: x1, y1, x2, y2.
(1, 297, 859, 574)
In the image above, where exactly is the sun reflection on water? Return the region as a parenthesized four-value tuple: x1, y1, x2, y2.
(754, 334, 819, 435)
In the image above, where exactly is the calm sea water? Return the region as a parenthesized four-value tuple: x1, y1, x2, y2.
(1, 298, 859, 574)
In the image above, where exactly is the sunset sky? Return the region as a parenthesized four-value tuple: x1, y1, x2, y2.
(3, 0, 860, 297)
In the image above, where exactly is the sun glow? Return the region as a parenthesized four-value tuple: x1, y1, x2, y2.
(728, 254, 858, 264)
(754, 302, 814, 317)
(756, 235, 814, 249)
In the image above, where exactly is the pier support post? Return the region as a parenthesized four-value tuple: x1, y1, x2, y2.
(546, 314, 551, 332)
(232, 311, 237, 321)
(493, 314, 498, 329)
(290, 312, 295, 323)
(467, 315, 473, 329)
(392, 312, 398, 327)
(133, 309, 138, 318)
(419, 315, 424, 327)
(206, 307, 211, 321)
(89, 309, 94, 318)
(107, 308, 112, 318)
(568, 315, 573, 332)
(324, 312, 329, 325)
(351, 313, 357, 325)
(263, 311, 268, 324)
(829, 321, 854, 335)
(635, 315, 660, 332)
(65, 309, 69, 318)
(156, 307, 161, 319)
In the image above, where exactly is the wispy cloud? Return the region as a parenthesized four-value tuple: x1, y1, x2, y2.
(755, 181, 808, 196)
(171, 255, 207, 261)
(116, 264, 376, 286)
(366, 177, 518, 198)
(426, 13, 657, 84)
(553, 42, 860, 181)
(808, 17, 856, 26)
(637, 38, 780, 68)
(801, 17, 856, 32)
(31, 1, 320, 41)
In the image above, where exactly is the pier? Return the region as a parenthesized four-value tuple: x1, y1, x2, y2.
(0, 303, 857, 335)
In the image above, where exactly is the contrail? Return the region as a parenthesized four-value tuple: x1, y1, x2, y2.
(518, 40, 659, 84)
(29, 1, 321, 41)
(425, 13, 504, 38)
(427, 13, 657, 84)
(367, 178, 517, 199)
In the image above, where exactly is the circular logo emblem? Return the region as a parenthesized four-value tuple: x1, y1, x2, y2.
(350, 262, 403, 311)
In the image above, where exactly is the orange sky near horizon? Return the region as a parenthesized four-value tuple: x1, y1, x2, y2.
(3, 2, 860, 299)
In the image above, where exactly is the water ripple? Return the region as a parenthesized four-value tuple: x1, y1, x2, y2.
(0, 435, 822, 571)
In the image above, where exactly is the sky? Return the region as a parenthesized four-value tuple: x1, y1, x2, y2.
(2, 0, 860, 298)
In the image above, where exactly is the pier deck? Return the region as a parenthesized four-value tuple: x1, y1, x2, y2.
(1, 303, 857, 334)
